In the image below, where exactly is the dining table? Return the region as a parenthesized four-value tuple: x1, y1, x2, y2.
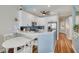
(2, 37, 32, 53)
(2, 31, 44, 53)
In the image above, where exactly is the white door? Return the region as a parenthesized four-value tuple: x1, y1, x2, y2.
(65, 17, 73, 40)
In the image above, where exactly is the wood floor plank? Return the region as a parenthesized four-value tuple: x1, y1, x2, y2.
(54, 33, 75, 53)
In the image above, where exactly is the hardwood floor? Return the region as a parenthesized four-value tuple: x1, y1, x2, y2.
(32, 45, 38, 53)
(54, 33, 75, 53)
(7, 32, 75, 53)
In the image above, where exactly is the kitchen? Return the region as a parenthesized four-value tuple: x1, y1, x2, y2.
(0, 5, 58, 53)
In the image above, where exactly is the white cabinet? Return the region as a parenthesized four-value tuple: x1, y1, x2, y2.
(17, 11, 59, 34)
(17, 11, 36, 26)
(21, 12, 34, 26)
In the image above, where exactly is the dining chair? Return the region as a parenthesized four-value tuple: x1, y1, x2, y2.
(18, 38, 38, 53)
(17, 42, 32, 53)
(37, 30, 56, 53)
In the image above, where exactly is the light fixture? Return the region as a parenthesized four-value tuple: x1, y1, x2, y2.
(19, 7, 23, 10)
(19, 5, 23, 10)
(40, 10, 50, 16)
(15, 18, 18, 22)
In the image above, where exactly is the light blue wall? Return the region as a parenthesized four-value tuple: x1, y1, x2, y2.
(38, 30, 56, 53)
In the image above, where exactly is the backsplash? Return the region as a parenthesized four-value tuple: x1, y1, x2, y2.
(20, 26, 44, 32)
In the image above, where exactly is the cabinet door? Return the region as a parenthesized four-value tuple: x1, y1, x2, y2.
(19, 12, 34, 26)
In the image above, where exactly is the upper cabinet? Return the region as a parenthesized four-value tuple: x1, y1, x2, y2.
(17, 11, 35, 26)
(17, 10, 59, 27)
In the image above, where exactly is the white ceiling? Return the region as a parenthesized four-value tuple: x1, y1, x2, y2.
(21, 5, 79, 17)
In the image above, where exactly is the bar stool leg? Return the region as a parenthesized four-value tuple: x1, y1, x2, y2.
(6, 48, 8, 53)
(14, 48, 17, 53)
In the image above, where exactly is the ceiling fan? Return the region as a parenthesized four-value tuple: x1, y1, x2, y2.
(40, 10, 50, 16)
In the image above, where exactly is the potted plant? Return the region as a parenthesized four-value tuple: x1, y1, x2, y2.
(73, 24, 79, 32)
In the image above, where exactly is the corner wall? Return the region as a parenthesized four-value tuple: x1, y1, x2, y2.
(0, 5, 19, 35)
